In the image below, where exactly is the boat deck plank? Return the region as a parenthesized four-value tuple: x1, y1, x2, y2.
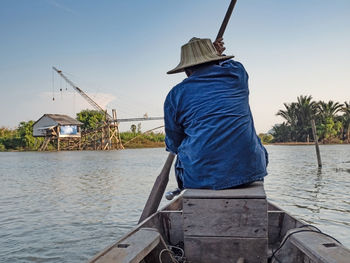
(291, 230, 350, 263)
(183, 181, 266, 199)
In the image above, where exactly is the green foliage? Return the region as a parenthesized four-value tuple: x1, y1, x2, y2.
(120, 131, 136, 141)
(0, 121, 42, 151)
(276, 95, 317, 141)
(258, 133, 274, 144)
(120, 131, 165, 145)
(0, 127, 18, 150)
(143, 132, 165, 142)
(318, 117, 342, 143)
(271, 123, 292, 142)
(17, 121, 36, 149)
(318, 100, 343, 121)
(76, 109, 106, 131)
(274, 96, 348, 143)
(341, 102, 350, 142)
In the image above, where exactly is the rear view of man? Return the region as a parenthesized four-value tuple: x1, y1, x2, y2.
(164, 37, 268, 190)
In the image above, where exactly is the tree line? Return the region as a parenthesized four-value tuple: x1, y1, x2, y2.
(2, 98, 349, 151)
(0, 121, 41, 151)
(266, 95, 350, 144)
(0, 110, 165, 151)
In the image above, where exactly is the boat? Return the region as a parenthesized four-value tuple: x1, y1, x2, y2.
(88, 182, 350, 263)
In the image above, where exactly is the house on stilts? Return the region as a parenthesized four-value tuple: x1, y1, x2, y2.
(33, 114, 83, 151)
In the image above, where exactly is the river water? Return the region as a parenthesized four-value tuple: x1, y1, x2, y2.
(0, 145, 349, 262)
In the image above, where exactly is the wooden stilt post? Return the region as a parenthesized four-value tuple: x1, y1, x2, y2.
(112, 109, 123, 149)
(101, 127, 105, 149)
(311, 119, 322, 168)
(107, 125, 111, 150)
(94, 131, 97, 150)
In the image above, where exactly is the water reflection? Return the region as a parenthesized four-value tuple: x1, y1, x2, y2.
(265, 145, 350, 248)
(0, 146, 349, 263)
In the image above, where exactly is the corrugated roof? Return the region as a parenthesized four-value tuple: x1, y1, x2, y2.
(44, 114, 83, 125)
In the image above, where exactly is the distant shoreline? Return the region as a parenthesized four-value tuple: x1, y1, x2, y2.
(267, 142, 349, 146)
(123, 141, 165, 149)
(2, 141, 350, 152)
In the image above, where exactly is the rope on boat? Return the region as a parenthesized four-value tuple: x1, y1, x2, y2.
(159, 245, 186, 263)
(269, 224, 342, 263)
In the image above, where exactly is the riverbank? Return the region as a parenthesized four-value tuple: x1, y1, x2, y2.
(4, 141, 350, 151)
(120, 132, 165, 149)
(266, 142, 350, 146)
(0, 129, 166, 151)
(123, 138, 165, 149)
(269, 142, 315, 146)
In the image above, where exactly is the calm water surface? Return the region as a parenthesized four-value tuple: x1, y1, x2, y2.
(0, 145, 349, 262)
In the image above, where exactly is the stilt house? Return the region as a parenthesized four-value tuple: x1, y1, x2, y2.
(33, 114, 83, 150)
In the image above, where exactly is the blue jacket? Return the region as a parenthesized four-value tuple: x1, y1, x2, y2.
(164, 59, 268, 190)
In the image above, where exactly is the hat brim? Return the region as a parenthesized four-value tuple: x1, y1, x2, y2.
(167, 55, 234, 74)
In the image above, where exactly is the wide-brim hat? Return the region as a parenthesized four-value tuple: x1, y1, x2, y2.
(167, 37, 234, 74)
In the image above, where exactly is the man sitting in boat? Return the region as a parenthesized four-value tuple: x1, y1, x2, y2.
(164, 37, 268, 190)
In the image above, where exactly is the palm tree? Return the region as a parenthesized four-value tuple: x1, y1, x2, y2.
(277, 103, 297, 126)
(317, 100, 343, 120)
(277, 102, 298, 141)
(295, 95, 317, 141)
(271, 123, 292, 142)
(296, 95, 317, 123)
(341, 101, 350, 142)
(316, 100, 343, 143)
(276, 95, 318, 142)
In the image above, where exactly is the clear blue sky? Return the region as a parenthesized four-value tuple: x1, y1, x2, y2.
(1, 0, 349, 132)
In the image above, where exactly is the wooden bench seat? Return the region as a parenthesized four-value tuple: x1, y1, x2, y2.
(183, 182, 268, 263)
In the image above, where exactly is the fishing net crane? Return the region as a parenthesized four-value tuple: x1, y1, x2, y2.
(52, 66, 113, 121)
(52, 66, 123, 150)
(52, 66, 164, 150)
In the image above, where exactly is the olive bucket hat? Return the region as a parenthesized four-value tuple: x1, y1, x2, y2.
(167, 37, 234, 74)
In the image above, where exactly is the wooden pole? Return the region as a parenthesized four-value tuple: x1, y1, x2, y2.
(216, 0, 238, 40)
(138, 153, 175, 223)
(57, 127, 60, 151)
(311, 119, 322, 168)
(102, 127, 105, 150)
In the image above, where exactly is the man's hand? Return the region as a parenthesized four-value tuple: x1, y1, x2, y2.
(213, 37, 226, 55)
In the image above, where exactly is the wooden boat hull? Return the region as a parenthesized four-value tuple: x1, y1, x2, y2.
(89, 195, 350, 263)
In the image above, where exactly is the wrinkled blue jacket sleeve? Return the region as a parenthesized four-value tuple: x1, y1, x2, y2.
(164, 96, 184, 154)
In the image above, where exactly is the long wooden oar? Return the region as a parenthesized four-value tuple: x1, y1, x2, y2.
(138, 153, 175, 223)
(138, 0, 238, 224)
(216, 0, 238, 41)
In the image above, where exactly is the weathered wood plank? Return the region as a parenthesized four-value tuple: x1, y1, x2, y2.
(183, 198, 267, 237)
(280, 212, 303, 239)
(184, 236, 268, 263)
(268, 202, 282, 211)
(162, 195, 183, 211)
(268, 210, 285, 245)
(272, 227, 350, 263)
(291, 229, 350, 263)
(183, 181, 266, 199)
(94, 228, 164, 263)
(159, 211, 183, 246)
(89, 196, 183, 263)
(89, 213, 160, 263)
